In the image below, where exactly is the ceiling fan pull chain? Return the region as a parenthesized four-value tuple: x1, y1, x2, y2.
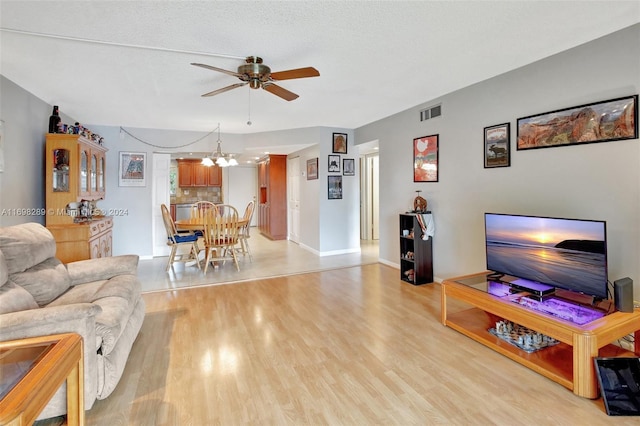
(247, 88, 252, 126)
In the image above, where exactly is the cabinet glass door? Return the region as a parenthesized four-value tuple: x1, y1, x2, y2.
(80, 150, 88, 193)
(98, 156, 105, 192)
(91, 154, 98, 192)
(52, 148, 70, 192)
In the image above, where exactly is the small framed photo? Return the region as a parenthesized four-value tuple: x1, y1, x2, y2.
(306, 157, 318, 180)
(484, 123, 511, 168)
(119, 151, 146, 187)
(413, 134, 438, 182)
(332, 132, 347, 154)
(328, 154, 340, 173)
(328, 175, 342, 199)
(343, 158, 355, 176)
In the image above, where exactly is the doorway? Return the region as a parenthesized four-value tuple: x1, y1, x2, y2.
(359, 142, 379, 241)
(287, 156, 300, 243)
(225, 166, 257, 226)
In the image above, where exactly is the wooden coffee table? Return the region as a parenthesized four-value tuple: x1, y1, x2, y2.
(0, 333, 84, 425)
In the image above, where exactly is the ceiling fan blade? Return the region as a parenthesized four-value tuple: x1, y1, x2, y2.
(262, 83, 299, 101)
(202, 83, 247, 97)
(269, 67, 320, 81)
(191, 62, 242, 78)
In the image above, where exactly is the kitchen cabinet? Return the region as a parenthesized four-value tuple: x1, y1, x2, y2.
(257, 154, 287, 240)
(177, 159, 221, 187)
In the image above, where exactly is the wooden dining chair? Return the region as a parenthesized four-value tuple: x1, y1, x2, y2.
(161, 204, 201, 272)
(190, 201, 216, 219)
(202, 204, 241, 273)
(236, 201, 255, 261)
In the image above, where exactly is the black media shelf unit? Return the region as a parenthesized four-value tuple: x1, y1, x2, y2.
(399, 213, 433, 285)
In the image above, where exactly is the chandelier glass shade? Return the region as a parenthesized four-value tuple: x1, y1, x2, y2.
(202, 124, 237, 167)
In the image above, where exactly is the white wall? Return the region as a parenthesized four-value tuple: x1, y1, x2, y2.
(356, 24, 640, 294)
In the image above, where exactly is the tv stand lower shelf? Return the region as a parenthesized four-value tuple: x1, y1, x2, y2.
(441, 272, 640, 399)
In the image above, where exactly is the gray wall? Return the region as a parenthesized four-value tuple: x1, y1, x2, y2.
(0, 76, 74, 227)
(356, 24, 640, 294)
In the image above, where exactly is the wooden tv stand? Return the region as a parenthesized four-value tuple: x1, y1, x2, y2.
(441, 272, 640, 399)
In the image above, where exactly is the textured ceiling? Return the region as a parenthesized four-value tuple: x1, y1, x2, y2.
(1, 1, 639, 137)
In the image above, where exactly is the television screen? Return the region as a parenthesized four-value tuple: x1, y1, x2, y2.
(485, 213, 608, 299)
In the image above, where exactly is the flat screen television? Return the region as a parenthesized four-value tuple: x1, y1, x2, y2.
(484, 213, 608, 300)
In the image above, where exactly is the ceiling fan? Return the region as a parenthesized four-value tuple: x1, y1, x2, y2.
(191, 56, 319, 101)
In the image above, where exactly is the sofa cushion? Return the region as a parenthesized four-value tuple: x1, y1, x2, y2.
(11, 257, 71, 306)
(47, 274, 141, 355)
(0, 279, 39, 314)
(0, 223, 57, 274)
(0, 249, 8, 288)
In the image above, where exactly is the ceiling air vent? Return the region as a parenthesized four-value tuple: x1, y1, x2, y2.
(420, 104, 442, 122)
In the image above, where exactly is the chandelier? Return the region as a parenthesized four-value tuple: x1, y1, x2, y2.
(202, 123, 238, 167)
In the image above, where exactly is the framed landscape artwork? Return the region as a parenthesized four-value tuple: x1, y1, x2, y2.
(413, 134, 438, 182)
(517, 95, 638, 150)
(119, 151, 146, 187)
(484, 123, 510, 168)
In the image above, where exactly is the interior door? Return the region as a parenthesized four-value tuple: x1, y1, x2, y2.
(370, 154, 379, 240)
(226, 166, 257, 226)
(287, 156, 300, 243)
(360, 153, 379, 240)
(152, 153, 171, 256)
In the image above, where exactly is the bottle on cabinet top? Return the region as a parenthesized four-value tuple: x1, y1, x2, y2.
(48, 105, 61, 133)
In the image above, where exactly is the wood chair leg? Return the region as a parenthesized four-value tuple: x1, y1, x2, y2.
(166, 246, 178, 271)
(191, 243, 201, 269)
(244, 239, 252, 262)
(230, 246, 240, 271)
(203, 246, 212, 274)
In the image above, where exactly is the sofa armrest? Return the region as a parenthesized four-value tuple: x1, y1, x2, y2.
(66, 255, 139, 286)
(0, 303, 103, 415)
(0, 303, 102, 342)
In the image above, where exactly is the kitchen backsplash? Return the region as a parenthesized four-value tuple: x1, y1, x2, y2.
(171, 186, 222, 204)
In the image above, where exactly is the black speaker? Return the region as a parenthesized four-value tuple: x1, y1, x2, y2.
(614, 277, 634, 313)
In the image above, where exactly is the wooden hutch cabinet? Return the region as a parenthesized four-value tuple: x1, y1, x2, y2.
(176, 159, 221, 187)
(45, 133, 112, 263)
(257, 154, 287, 240)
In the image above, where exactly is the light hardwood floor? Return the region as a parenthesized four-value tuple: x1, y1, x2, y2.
(137, 232, 380, 293)
(80, 260, 632, 425)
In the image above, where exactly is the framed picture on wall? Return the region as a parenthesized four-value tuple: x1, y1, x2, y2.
(332, 133, 347, 154)
(306, 157, 318, 180)
(119, 151, 146, 187)
(517, 95, 638, 150)
(343, 158, 355, 176)
(484, 123, 510, 168)
(413, 134, 438, 182)
(328, 175, 342, 199)
(328, 154, 340, 173)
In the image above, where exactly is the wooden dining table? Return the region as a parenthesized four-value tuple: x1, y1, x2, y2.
(175, 217, 248, 231)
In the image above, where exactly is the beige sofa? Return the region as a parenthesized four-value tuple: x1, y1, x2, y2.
(0, 222, 145, 420)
